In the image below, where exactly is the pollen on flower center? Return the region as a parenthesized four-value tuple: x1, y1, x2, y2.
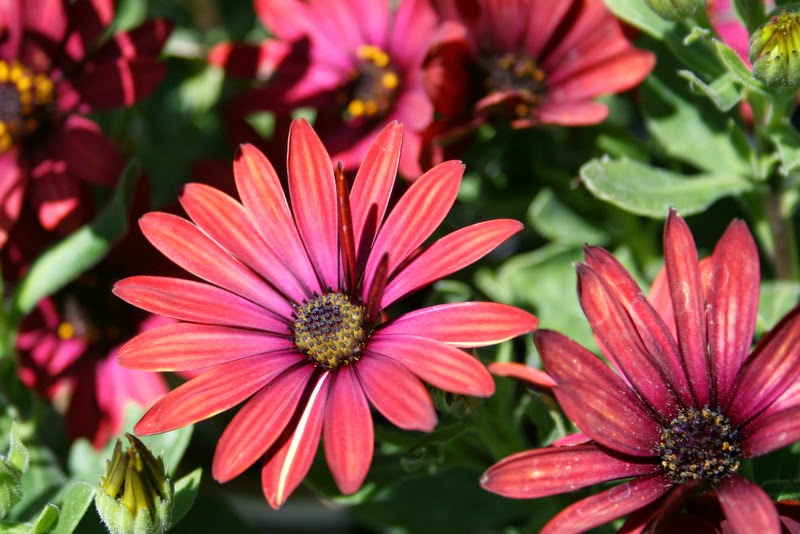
(0, 60, 54, 153)
(292, 292, 367, 369)
(340, 44, 400, 120)
(658, 406, 741, 485)
(482, 52, 546, 119)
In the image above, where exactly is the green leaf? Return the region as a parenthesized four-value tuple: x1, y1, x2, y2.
(177, 64, 225, 115)
(9, 161, 140, 326)
(642, 75, 752, 175)
(6, 422, 28, 474)
(580, 157, 752, 217)
(171, 468, 202, 527)
(757, 280, 800, 335)
(770, 123, 800, 176)
(712, 39, 767, 94)
(527, 189, 608, 245)
(29, 504, 59, 534)
(49, 482, 95, 534)
(603, 0, 674, 38)
(677, 69, 744, 112)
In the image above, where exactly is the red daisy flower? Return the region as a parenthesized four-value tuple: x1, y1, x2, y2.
(0, 0, 170, 245)
(113, 119, 537, 509)
(422, 0, 655, 160)
(481, 209, 800, 533)
(209, 0, 438, 178)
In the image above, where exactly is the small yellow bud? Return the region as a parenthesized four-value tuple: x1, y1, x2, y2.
(750, 10, 800, 89)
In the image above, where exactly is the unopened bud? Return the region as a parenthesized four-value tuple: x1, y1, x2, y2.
(644, 0, 707, 21)
(750, 10, 800, 89)
(95, 434, 174, 534)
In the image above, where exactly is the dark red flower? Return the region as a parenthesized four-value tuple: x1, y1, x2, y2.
(422, 0, 655, 162)
(114, 118, 537, 508)
(482, 209, 800, 533)
(209, 0, 438, 178)
(0, 0, 170, 246)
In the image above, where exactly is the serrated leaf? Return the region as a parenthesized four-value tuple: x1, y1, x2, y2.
(580, 157, 752, 217)
(770, 123, 800, 176)
(49, 482, 95, 534)
(713, 39, 767, 93)
(171, 468, 202, 527)
(677, 69, 744, 111)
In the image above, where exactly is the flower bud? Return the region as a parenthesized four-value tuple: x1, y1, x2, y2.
(644, 0, 707, 21)
(0, 422, 28, 519)
(750, 10, 800, 89)
(95, 434, 174, 534)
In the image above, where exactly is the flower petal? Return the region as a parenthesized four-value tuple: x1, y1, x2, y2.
(179, 182, 310, 302)
(717, 475, 781, 534)
(234, 143, 321, 294)
(118, 323, 294, 371)
(488, 362, 556, 390)
(287, 119, 338, 289)
(262, 372, 329, 509)
(536, 329, 662, 456)
(379, 301, 537, 347)
(382, 219, 523, 307)
(741, 404, 800, 457)
(707, 219, 760, 408)
(367, 334, 494, 397)
(356, 353, 436, 431)
(362, 160, 464, 301)
(139, 212, 293, 318)
(212, 364, 314, 482)
(324, 367, 373, 495)
(114, 276, 287, 332)
(350, 121, 402, 269)
(540, 475, 672, 534)
(663, 209, 710, 406)
(480, 444, 658, 499)
(70, 58, 166, 109)
(134, 351, 302, 434)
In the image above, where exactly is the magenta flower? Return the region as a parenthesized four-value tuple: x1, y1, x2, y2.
(114, 119, 537, 508)
(422, 0, 655, 161)
(0, 0, 170, 246)
(481, 209, 800, 533)
(209, 0, 438, 178)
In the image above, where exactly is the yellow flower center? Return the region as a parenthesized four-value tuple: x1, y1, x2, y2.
(340, 44, 400, 120)
(292, 292, 367, 369)
(483, 52, 546, 119)
(0, 60, 54, 153)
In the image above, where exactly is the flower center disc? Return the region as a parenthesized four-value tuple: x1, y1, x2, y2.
(341, 44, 400, 121)
(293, 292, 367, 369)
(0, 60, 54, 153)
(658, 406, 741, 484)
(482, 52, 546, 119)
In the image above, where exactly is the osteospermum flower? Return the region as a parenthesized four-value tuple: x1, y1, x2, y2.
(422, 0, 655, 160)
(209, 0, 438, 178)
(113, 119, 537, 508)
(0, 0, 170, 245)
(481, 209, 800, 533)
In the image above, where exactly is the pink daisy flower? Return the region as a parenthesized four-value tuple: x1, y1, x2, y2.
(114, 119, 537, 508)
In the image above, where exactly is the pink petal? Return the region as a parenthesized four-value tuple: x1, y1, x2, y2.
(481, 444, 658, 499)
(234, 144, 321, 294)
(380, 301, 537, 347)
(382, 219, 523, 307)
(324, 367, 373, 494)
(356, 353, 436, 431)
(262, 372, 329, 509)
(70, 58, 166, 110)
(134, 351, 303, 434)
(29, 159, 81, 230)
(114, 276, 287, 332)
(540, 475, 672, 534)
(139, 212, 294, 318)
(582, 246, 692, 407)
(118, 322, 294, 371)
(286, 119, 338, 289)
(208, 40, 292, 80)
(536, 329, 662, 456)
(179, 182, 309, 302)
(363, 160, 464, 300)
(212, 364, 314, 482)
(388, 0, 438, 67)
(488, 362, 556, 390)
(52, 115, 122, 186)
(367, 334, 494, 397)
(535, 100, 609, 126)
(707, 219, 760, 408)
(717, 475, 781, 534)
(728, 306, 800, 425)
(350, 122, 402, 269)
(548, 49, 655, 101)
(663, 209, 710, 406)
(523, 0, 572, 58)
(0, 149, 25, 247)
(741, 404, 800, 457)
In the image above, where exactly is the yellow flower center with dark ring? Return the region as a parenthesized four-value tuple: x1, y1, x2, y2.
(0, 60, 54, 153)
(658, 406, 741, 485)
(292, 292, 367, 369)
(339, 44, 400, 121)
(483, 52, 546, 120)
